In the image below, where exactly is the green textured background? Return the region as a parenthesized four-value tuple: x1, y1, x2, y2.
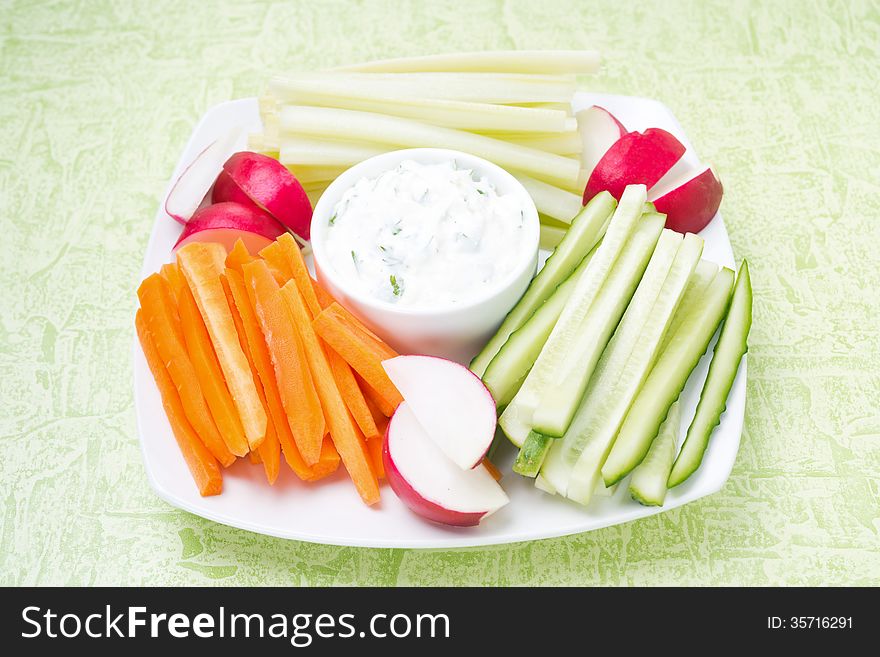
(2, 0, 878, 586)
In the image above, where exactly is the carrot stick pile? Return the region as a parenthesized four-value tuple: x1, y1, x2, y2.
(136, 234, 402, 503)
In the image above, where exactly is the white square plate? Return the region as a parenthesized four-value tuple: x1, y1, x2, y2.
(134, 93, 745, 548)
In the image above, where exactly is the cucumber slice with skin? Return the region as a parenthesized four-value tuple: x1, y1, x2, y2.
(513, 431, 554, 477)
(565, 232, 703, 502)
(629, 400, 681, 506)
(536, 228, 684, 488)
(534, 472, 557, 495)
(659, 259, 717, 354)
(499, 185, 651, 446)
(483, 246, 596, 410)
(599, 267, 735, 486)
(668, 260, 752, 488)
(469, 192, 616, 377)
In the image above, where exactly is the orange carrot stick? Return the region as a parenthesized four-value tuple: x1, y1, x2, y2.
(222, 273, 280, 484)
(225, 239, 255, 272)
(136, 310, 223, 496)
(271, 233, 322, 318)
(327, 348, 380, 440)
(241, 261, 326, 465)
(177, 242, 267, 450)
(306, 435, 342, 482)
(367, 436, 385, 480)
(312, 279, 335, 310)
(357, 372, 398, 418)
(279, 281, 380, 505)
(313, 303, 402, 413)
(160, 262, 186, 301)
(178, 283, 249, 457)
(137, 274, 234, 467)
(483, 458, 502, 482)
(225, 267, 323, 480)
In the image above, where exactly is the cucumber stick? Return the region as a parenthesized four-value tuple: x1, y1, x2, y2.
(659, 259, 717, 354)
(540, 228, 685, 493)
(668, 260, 752, 488)
(513, 431, 554, 477)
(565, 233, 703, 502)
(482, 246, 595, 409)
(470, 191, 615, 377)
(499, 185, 650, 446)
(629, 400, 681, 506)
(536, 229, 678, 491)
(600, 267, 735, 486)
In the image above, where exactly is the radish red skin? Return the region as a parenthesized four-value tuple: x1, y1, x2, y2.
(382, 421, 486, 527)
(212, 169, 264, 214)
(583, 128, 686, 203)
(223, 152, 313, 241)
(653, 167, 723, 234)
(173, 202, 286, 253)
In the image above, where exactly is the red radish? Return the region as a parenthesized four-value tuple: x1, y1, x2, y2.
(165, 127, 243, 224)
(577, 106, 627, 186)
(382, 355, 496, 470)
(173, 202, 286, 254)
(223, 152, 313, 241)
(649, 165, 723, 234)
(383, 402, 509, 527)
(583, 128, 686, 203)
(211, 169, 263, 213)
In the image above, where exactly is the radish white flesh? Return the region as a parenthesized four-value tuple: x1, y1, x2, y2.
(384, 402, 508, 526)
(165, 127, 243, 224)
(577, 106, 627, 184)
(649, 164, 723, 234)
(382, 355, 497, 470)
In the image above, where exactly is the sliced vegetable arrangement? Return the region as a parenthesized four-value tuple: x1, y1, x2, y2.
(138, 50, 751, 531)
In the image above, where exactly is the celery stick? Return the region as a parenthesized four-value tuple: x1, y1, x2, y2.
(539, 224, 567, 250)
(278, 138, 387, 167)
(470, 192, 615, 378)
(540, 229, 685, 494)
(334, 50, 600, 75)
(272, 92, 571, 133)
(564, 233, 703, 500)
(499, 187, 653, 446)
(283, 165, 346, 185)
(506, 132, 583, 155)
(269, 72, 578, 104)
(277, 106, 580, 187)
(514, 174, 583, 222)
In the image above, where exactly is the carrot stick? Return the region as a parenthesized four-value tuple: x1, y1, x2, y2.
(357, 372, 398, 417)
(160, 262, 186, 301)
(178, 283, 249, 457)
(483, 458, 502, 482)
(313, 303, 402, 413)
(327, 348, 380, 439)
(137, 274, 234, 467)
(313, 279, 335, 310)
(242, 260, 325, 465)
(279, 281, 380, 505)
(225, 239, 255, 272)
(269, 233, 322, 318)
(177, 242, 267, 450)
(222, 273, 280, 484)
(225, 267, 324, 480)
(307, 435, 342, 481)
(136, 310, 223, 496)
(259, 240, 294, 278)
(366, 436, 385, 480)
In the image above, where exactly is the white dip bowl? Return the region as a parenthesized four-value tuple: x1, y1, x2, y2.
(311, 148, 539, 363)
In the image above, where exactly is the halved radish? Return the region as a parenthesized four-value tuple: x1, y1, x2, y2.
(382, 355, 496, 470)
(173, 202, 286, 254)
(211, 169, 263, 213)
(383, 402, 509, 527)
(577, 105, 627, 186)
(583, 128, 686, 203)
(223, 152, 313, 241)
(649, 165, 723, 234)
(165, 127, 243, 224)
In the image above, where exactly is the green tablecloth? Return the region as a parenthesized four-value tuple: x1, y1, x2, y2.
(2, 0, 878, 586)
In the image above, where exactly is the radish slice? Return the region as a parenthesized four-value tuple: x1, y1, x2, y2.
(165, 127, 243, 224)
(384, 402, 508, 527)
(382, 355, 497, 470)
(649, 165, 723, 234)
(211, 169, 263, 214)
(583, 127, 686, 203)
(222, 152, 313, 241)
(577, 106, 627, 185)
(173, 202, 286, 253)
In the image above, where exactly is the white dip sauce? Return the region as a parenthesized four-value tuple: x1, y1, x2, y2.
(325, 159, 527, 308)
